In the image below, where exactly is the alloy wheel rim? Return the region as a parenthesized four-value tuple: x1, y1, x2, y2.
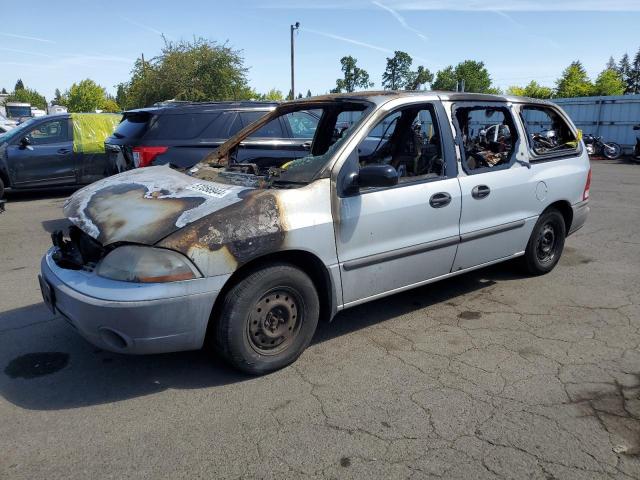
(247, 288, 303, 355)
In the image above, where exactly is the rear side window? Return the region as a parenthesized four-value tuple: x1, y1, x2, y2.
(113, 112, 151, 139)
(144, 113, 222, 140)
(520, 106, 578, 158)
(239, 111, 283, 138)
(285, 110, 319, 138)
(454, 105, 518, 173)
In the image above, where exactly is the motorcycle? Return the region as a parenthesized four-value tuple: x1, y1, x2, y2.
(633, 125, 640, 162)
(583, 133, 622, 160)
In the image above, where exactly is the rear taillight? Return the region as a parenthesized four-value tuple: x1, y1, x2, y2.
(583, 168, 592, 201)
(132, 146, 168, 168)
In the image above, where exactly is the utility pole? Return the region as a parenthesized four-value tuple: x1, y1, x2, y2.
(290, 22, 300, 100)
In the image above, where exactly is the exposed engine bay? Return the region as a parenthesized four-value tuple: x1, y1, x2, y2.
(51, 225, 106, 270)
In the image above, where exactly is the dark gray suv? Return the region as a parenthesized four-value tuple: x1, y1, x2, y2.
(105, 101, 320, 172)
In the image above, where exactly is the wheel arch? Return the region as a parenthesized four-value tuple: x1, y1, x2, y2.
(206, 249, 338, 345)
(543, 200, 573, 235)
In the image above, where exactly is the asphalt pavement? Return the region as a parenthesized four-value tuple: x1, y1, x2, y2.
(0, 161, 639, 479)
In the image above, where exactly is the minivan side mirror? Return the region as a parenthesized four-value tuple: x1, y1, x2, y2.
(354, 164, 398, 191)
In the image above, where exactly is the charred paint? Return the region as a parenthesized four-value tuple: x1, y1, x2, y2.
(66, 183, 205, 245)
(159, 189, 286, 268)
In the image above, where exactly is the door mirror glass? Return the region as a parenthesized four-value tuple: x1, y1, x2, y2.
(358, 164, 398, 189)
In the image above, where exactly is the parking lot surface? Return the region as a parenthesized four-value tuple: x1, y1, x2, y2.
(1, 161, 639, 479)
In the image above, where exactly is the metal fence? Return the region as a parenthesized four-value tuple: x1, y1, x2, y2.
(552, 95, 640, 154)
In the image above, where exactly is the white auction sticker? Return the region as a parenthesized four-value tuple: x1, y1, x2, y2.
(186, 183, 231, 198)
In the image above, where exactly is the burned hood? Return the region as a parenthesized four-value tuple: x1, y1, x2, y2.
(63, 166, 253, 246)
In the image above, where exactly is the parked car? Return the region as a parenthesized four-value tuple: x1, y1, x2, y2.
(0, 113, 17, 134)
(105, 101, 320, 172)
(40, 92, 590, 374)
(0, 113, 121, 198)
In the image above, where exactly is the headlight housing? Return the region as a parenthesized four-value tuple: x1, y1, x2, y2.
(97, 245, 201, 283)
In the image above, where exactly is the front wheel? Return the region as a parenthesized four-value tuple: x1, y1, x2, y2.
(214, 263, 320, 375)
(522, 210, 566, 275)
(602, 142, 622, 160)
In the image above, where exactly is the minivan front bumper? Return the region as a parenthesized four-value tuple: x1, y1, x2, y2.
(40, 248, 229, 354)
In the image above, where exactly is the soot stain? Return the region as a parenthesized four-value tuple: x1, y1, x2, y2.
(340, 457, 351, 467)
(458, 311, 482, 320)
(4, 352, 69, 379)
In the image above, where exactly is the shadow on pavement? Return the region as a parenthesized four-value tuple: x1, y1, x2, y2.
(4, 187, 77, 203)
(0, 262, 523, 411)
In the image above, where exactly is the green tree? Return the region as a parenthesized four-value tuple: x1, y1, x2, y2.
(306, 89, 312, 98)
(406, 65, 433, 90)
(555, 61, 593, 98)
(14, 79, 24, 91)
(432, 60, 494, 93)
(617, 54, 632, 94)
(119, 38, 252, 109)
(432, 66, 457, 91)
(253, 88, 284, 101)
(630, 48, 640, 94)
(331, 56, 373, 93)
(52, 88, 63, 105)
(506, 80, 553, 99)
(382, 51, 414, 90)
(1, 87, 7, 94)
(606, 56, 616, 71)
(62, 79, 119, 112)
(593, 68, 625, 96)
(115, 83, 128, 108)
(6, 88, 47, 110)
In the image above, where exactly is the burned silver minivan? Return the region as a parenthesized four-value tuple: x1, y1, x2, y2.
(40, 92, 590, 374)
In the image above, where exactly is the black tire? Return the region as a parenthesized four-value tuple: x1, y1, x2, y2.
(602, 142, 622, 160)
(522, 210, 566, 275)
(0, 176, 4, 199)
(214, 263, 319, 375)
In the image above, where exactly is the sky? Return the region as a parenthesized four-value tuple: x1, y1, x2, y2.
(0, 0, 639, 102)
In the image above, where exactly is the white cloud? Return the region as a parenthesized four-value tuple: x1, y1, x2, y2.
(372, 1, 427, 41)
(0, 47, 54, 58)
(0, 32, 55, 43)
(301, 27, 393, 54)
(263, 0, 640, 10)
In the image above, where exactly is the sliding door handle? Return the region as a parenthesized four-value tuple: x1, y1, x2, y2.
(471, 185, 490, 199)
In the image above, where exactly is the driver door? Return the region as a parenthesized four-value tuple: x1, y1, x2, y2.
(8, 117, 76, 187)
(335, 102, 461, 306)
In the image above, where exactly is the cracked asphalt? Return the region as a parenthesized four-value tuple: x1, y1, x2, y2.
(1, 160, 639, 479)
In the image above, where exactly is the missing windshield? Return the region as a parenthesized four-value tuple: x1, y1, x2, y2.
(195, 100, 373, 188)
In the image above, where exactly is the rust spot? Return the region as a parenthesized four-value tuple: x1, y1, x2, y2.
(159, 190, 286, 266)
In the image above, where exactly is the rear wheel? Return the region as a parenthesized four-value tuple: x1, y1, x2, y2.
(602, 142, 622, 160)
(0, 176, 5, 199)
(522, 210, 566, 275)
(214, 263, 319, 375)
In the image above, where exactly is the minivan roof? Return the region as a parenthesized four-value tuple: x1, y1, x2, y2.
(279, 90, 554, 107)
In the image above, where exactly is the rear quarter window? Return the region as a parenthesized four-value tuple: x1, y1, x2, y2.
(520, 105, 578, 159)
(113, 112, 151, 139)
(144, 112, 222, 140)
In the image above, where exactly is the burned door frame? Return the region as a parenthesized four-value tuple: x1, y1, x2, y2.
(330, 97, 461, 307)
(445, 100, 538, 270)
